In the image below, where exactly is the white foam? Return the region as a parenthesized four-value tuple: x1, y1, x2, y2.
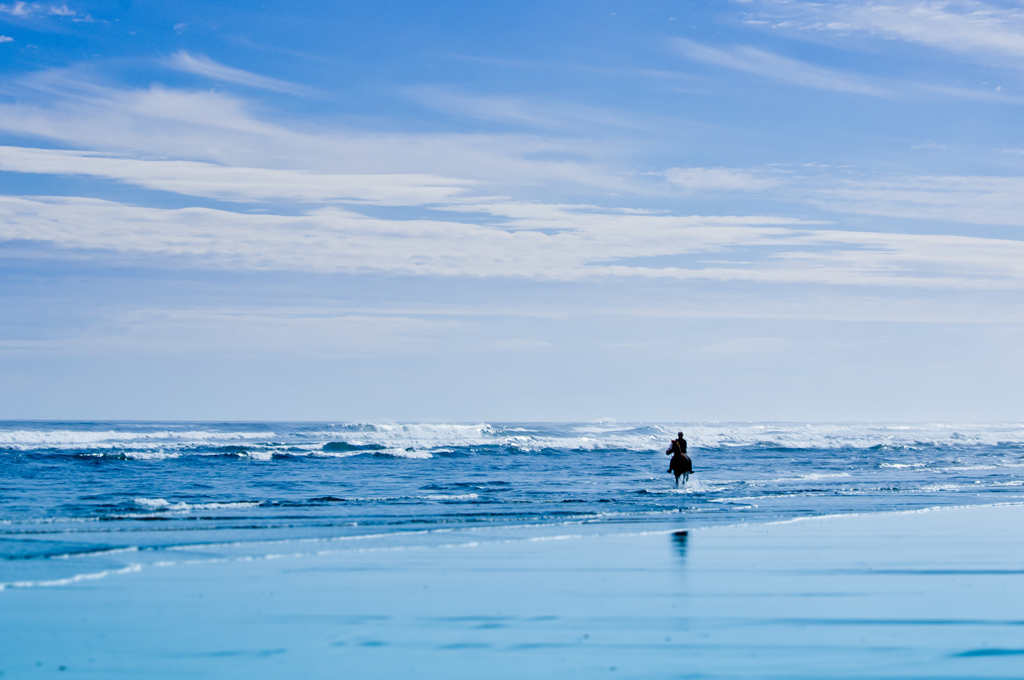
(244, 449, 275, 461)
(917, 484, 963, 492)
(311, 449, 362, 458)
(382, 422, 1024, 453)
(766, 472, 852, 483)
(0, 563, 142, 590)
(939, 463, 1024, 471)
(317, 422, 670, 453)
(422, 493, 479, 501)
(681, 423, 1024, 450)
(5, 422, 1024, 459)
(681, 476, 706, 492)
(571, 425, 636, 434)
(132, 498, 259, 513)
(51, 546, 140, 560)
(0, 428, 275, 449)
(318, 423, 498, 449)
(393, 448, 435, 459)
(123, 450, 181, 461)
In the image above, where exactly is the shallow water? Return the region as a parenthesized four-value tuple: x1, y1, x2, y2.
(3, 421, 1024, 588)
(4, 505, 1023, 679)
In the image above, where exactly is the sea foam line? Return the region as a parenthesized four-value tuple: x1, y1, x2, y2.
(0, 563, 142, 591)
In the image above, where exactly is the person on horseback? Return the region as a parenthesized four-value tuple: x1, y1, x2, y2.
(667, 431, 692, 486)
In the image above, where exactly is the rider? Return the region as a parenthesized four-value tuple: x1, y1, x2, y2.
(666, 431, 693, 486)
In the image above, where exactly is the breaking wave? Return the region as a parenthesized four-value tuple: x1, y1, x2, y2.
(4, 421, 1023, 459)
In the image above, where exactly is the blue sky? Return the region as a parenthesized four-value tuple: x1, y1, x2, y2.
(2, 0, 1024, 421)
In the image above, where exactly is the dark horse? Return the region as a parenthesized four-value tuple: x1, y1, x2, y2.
(667, 431, 693, 486)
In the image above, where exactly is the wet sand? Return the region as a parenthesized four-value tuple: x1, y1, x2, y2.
(3, 504, 1024, 678)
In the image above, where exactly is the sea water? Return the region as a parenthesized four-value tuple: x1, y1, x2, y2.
(3, 421, 1023, 590)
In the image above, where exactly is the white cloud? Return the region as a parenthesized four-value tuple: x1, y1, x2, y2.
(0, 73, 641, 194)
(0, 2, 79, 18)
(671, 37, 891, 96)
(0, 194, 795, 277)
(751, 1, 1024, 65)
(0, 2, 33, 16)
(165, 51, 316, 96)
(660, 163, 1024, 229)
(3, 66, 1024, 297)
(2, 194, 1023, 290)
(0, 35, 12, 42)
(814, 174, 1024, 226)
(671, 33, 1023, 103)
(405, 85, 660, 132)
(666, 167, 778, 192)
(0, 146, 475, 205)
(834, 2, 1024, 60)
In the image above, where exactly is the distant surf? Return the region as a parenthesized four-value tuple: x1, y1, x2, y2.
(2, 421, 1023, 589)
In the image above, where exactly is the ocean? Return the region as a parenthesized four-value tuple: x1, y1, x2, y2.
(3, 420, 1023, 590)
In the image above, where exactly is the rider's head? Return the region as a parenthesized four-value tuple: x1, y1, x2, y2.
(677, 431, 684, 438)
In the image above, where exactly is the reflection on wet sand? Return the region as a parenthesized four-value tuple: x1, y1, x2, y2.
(671, 529, 688, 562)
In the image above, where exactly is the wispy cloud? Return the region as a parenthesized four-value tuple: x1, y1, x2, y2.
(405, 85, 661, 132)
(0, 73, 644, 193)
(0, 2, 87, 21)
(3, 68, 1024, 295)
(749, 1, 1024, 65)
(813, 174, 1024, 226)
(659, 161, 1024, 228)
(0, 35, 12, 42)
(672, 32, 1024, 104)
(165, 51, 316, 96)
(2, 193, 1022, 290)
(0, 194, 787, 277)
(664, 163, 1024, 227)
(836, 1, 1024, 60)
(915, 82, 1024, 104)
(666, 167, 779, 192)
(0, 146, 475, 205)
(0, 2, 33, 16)
(670, 37, 891, 96)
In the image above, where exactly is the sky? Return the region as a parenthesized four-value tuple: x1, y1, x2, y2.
(2, 0, 1024, 422)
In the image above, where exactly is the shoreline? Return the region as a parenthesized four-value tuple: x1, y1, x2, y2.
(3, 502, 1024, 677)
(3, 498, 1021, 592)
(2, 499, 1023, 585)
